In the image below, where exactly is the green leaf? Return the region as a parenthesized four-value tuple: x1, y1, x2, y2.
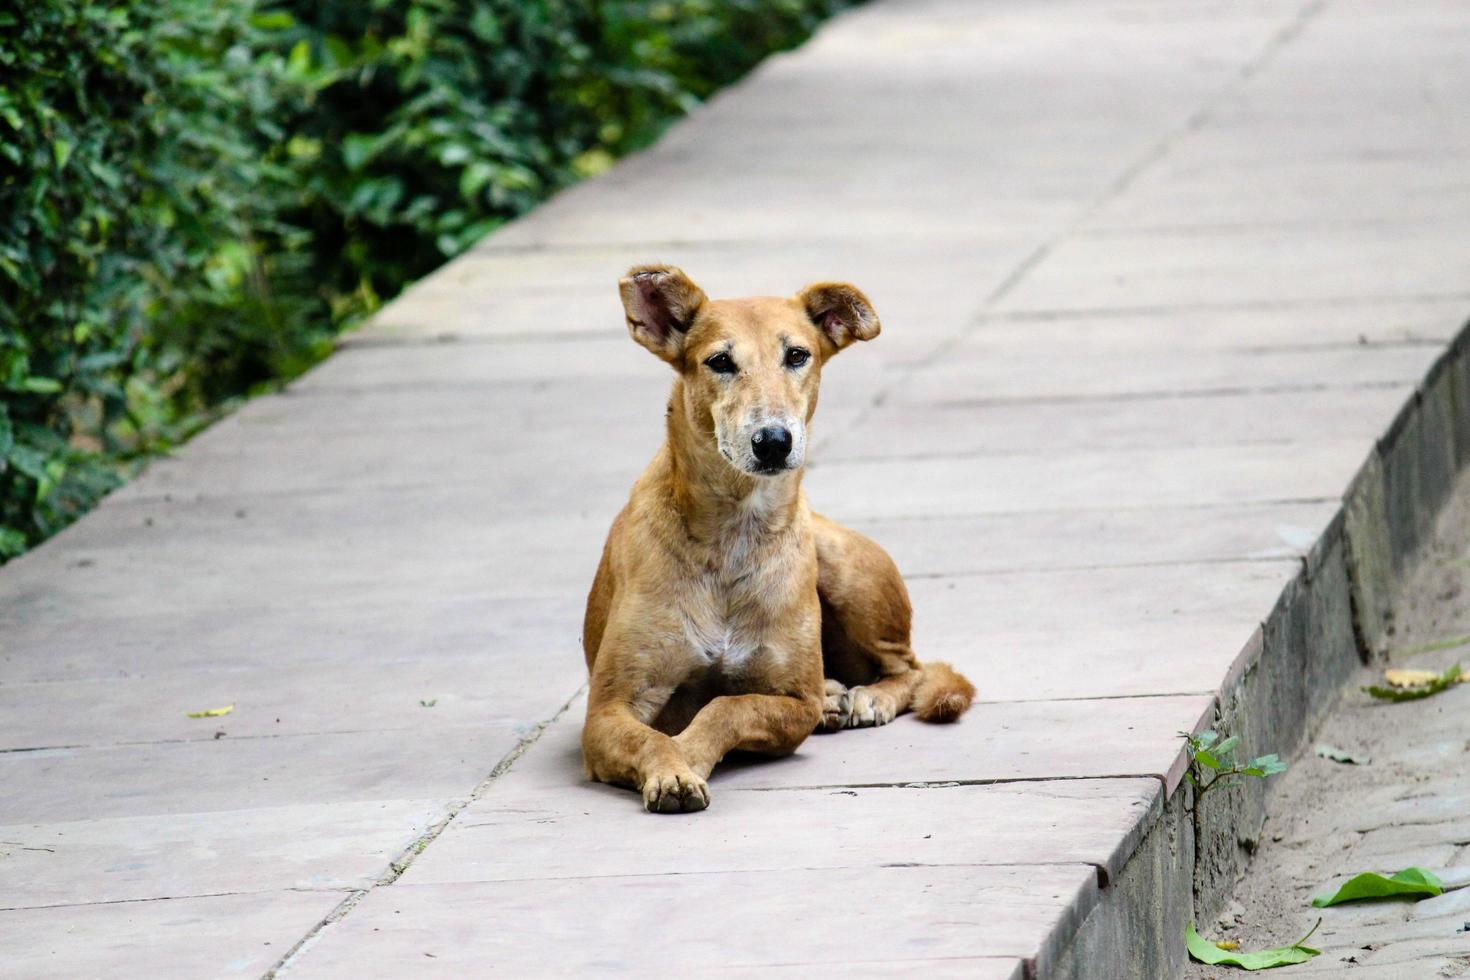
(0, 527, 26, 558)
(1311, 868, 1443, 908)
(19, 376, 63, 394)
(1195, 750, 1221, 771)
(1186, 922, 1320, 970)
(6, 444, 48, 481)
(1364, 663, 1463, 702)
(1195, 730, 1220, 750)
(52, 138, 73, 170)
(288, 38, 311, 73)
(249, 11, 293, 30)
(341, 133, 379, 172)
(1248, 754, 1287, 776)
(1214, 735, 1240, 757)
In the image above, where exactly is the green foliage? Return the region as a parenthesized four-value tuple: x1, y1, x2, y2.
(1311, 867, 1443, 908)
(1180, 729, 1287, 813)
(259, 0, 850, 322)
(1, 0, 291, 554)
(1185, 920, 1321, 971)
(1, 0, 851, 559)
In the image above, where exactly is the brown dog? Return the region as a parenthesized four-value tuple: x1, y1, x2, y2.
(581, 265, 975, 813)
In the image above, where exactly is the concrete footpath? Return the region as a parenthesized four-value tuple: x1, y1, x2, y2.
(2, 0, 1468, 976)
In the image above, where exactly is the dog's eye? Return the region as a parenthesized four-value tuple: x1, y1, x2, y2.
(704, 352, 737, 375)
(784, 347, 810, 369)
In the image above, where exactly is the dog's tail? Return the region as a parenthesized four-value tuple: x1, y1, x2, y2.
(911, 661, 976, 723)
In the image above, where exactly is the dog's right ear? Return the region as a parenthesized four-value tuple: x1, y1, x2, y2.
(618, 264, 708, 364)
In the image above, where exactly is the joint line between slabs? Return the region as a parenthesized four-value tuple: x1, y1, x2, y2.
(261, 684, 585, 977)
(834, 0, 1333, 438)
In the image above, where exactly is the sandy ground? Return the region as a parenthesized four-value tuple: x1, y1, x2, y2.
(1185, 468, 1470, 978)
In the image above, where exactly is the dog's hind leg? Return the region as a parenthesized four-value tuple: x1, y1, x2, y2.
(813, 512, 975, 730)
(818, 607, 923, 731)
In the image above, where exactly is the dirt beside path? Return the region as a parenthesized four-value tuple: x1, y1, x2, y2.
(1186, 468, 1470, 978)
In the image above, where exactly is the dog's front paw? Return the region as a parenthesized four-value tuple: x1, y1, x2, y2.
(845, 685, 898, 728)
(819, 678, 852, 732)
(641, 764, 710, 814)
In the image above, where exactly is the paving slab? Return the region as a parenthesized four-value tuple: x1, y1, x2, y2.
(806, 442, 1373, 520)
(0, 724, 523, 824)
(996, 223, 1470, 315)
(0, 800, 444, 908)
(978, 301, 1468, 347)
(0, 655, 572, 749)
(850, 501, 1339, 573)
(286, 864, 1096, 979)
(717, 961, 1024, 980)
(405, 715, 1161, 886)
(0, 890, 344, 980)
(908, 562, 1298, 701)
(823, 386, 1415, 460)
(894, 343, 1441, 406)
(0, 490, 608, 618)
(1, 592, 587, 685)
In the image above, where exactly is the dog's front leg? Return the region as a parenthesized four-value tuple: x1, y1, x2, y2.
(582, 702, 709, 813)
(673, 692, 823, 779)
(582, 654, 710, 814)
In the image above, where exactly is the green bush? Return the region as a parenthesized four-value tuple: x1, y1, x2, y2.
(1, 1, 304, 557)
(0, 0, 850, 560)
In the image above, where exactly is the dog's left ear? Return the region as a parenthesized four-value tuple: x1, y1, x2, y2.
(798, 282, 881, 355)
(619, 264, 708, 364)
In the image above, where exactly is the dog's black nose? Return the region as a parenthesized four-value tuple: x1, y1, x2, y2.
(751, 426, 792, 467)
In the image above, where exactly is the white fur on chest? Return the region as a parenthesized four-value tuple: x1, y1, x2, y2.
(678, 483, 796, 671)
(680, 586, 766, 670)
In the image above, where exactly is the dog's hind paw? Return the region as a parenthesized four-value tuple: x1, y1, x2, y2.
(845, 685, 898, 728)
(641, 766, 710, 814)
(819, 679, 852, 732)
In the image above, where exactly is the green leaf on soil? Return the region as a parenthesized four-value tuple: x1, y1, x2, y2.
(1186, 921, 1321, 970)
(1364, 663, 1464, 702)
(1315, 744, 1369, 765)
(1311, 867, 1443, 908)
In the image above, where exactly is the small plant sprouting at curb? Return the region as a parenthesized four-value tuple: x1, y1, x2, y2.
(1180, 730, 1287, 814)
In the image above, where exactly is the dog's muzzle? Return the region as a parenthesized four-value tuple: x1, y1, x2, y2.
(750, 425, 793, 472)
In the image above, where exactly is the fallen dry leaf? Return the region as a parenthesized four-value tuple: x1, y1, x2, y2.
(1384, 668, 1442, 687)
(1367, 663, 1468, 702)
(186, 704, 234, 718)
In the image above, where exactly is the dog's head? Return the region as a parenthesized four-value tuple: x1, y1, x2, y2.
(619, 264, 879, 477)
